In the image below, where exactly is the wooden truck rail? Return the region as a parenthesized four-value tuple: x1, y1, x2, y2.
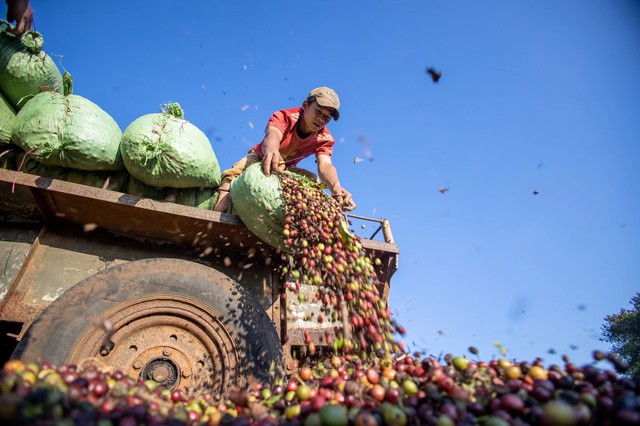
(0, 168, 399, 397)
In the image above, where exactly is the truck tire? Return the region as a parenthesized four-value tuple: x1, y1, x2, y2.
(12, 258, 284, 399)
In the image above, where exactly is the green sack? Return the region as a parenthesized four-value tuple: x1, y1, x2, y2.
(10, 147, 128, 192)
(125, 177, 169, 201)
(62, 168, 130, 192)
(0, 92, 15, 144)
(0, 145, 18, 170)
(120, 103, 221, 189)
(12, 75, 124, 171)
(0, 29, 63, 110)
(174, 187, 219, 210)
(125, 177, 219, 210)
(14, 149, 66, 177)
(230, 162, 291, 252)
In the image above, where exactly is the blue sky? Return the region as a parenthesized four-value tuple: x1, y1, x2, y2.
(28, 1, 640, 367)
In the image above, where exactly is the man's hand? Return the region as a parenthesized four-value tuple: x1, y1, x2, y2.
(260, 126, 285, 176)
(332, 185, 356, 211)
(261, 150, 285, 177)
(6, 0, 33, 35)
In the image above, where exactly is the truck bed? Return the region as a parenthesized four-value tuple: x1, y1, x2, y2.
(0, 169, 262, 250)
(0, 169, 398, 277)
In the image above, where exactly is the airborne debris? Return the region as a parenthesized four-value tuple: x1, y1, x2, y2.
(426, 67, 442, 83)
(494, 341, 507, 356)
(592, 350, 607, 361)
(438, 187, 448, 194)
(356, 134, 375, 161)
(354, 157, 364, 164)
(606, 352, 630, 373)
(90, 316, 114, 353)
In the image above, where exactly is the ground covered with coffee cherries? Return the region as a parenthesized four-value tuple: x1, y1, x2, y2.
(1, 351, 639, 426)
(1, 173, 638, 425)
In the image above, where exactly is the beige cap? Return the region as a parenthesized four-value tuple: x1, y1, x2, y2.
(308, 87, 340, 121)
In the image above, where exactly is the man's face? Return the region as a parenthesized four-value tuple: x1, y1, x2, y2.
(301, 100, 334, 132)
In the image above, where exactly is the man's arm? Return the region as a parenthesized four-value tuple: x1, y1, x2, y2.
(213, 126, 284, 213)
(261, 126, 284, 176)
(6, 0, 33, 35)
(317, 154, 356, 211)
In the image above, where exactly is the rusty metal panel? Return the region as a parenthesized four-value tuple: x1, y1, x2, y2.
(285, 283, 338, 346)
(0, 224, 40, 304)
(0, 226, 127, 323)
(0, 224, 278, 325)
(0, 177, 41, 222)
(21, 235, 127, 306)
(0, 169, 268, 252)
(287, 328, 337, 347)
(272, 272, 283, 342)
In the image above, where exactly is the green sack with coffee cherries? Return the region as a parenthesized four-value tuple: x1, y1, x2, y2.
(174, 187, 219, 210)
(14, 149, 66, 177)
(0, 92, 15, 144)
(120, 103, 221, 189)
(0, 28, 63, 110)
(12, 149, 127, 192)
(12, 73, 124, 171)
(62, 168, 130, 192)
(125, 177, 219, 210)
(230, 162, 290, 252)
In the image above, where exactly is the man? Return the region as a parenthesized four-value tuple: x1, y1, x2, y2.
(5, 0, 33, 35)
(214, 87, 356, 212)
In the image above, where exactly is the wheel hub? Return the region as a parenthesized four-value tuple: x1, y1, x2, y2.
(67, 294, 239, 398)
(141, 356, 180, 389)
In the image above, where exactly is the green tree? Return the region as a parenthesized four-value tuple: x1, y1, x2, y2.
(601, 292, 640, 379)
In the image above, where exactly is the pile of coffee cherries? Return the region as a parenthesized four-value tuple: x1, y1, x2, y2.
(1, 350, 638, 425)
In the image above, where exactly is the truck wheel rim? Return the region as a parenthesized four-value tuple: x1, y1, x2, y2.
(67, 294, 240, 399)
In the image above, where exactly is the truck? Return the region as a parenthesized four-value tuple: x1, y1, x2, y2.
(0, 167, 399, 398)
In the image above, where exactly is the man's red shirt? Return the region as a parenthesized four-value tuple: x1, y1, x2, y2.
(251, 107, 335, 167)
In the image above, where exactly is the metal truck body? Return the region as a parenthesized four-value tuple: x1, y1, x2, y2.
(0, 168, 398, 396)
